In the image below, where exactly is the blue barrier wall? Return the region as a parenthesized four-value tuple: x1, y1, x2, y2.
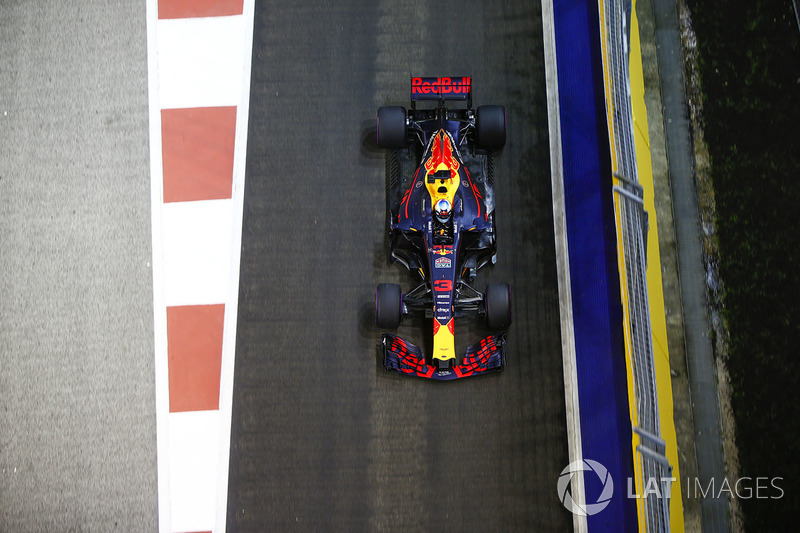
(552, 0, 638, 530)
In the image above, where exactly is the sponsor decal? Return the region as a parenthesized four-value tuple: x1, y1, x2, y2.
(411, 77, 471, 96)
(437, 307, 450, 314)
(433, 244, 453, 256)
(416, 180, 423, 188)
(435, 257, 451, 269)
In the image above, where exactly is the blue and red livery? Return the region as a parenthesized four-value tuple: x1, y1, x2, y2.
(374, 77, 512, 380)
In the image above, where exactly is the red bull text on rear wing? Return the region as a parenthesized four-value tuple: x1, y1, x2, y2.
(411, 77, 472, 101)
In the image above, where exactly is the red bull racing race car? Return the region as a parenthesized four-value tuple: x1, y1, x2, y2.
(375, 77, 512, 380)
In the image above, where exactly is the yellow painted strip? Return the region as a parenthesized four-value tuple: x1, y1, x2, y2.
(598, 2, 687, 529)
(613, 189, 648, 533)
(612, 193, 648, 533)
(629, 2, 685, 530)
(597, 1, 647, 530)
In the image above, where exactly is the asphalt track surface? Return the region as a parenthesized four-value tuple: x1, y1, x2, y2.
(227, 1, 571, 530)
(0, 1, 570, 530)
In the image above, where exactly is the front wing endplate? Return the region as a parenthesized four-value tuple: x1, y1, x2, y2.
(382, 333, 505, 380)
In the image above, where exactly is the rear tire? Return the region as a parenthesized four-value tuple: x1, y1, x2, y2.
(377, 106, 407, 149)
(485, 282, 512, 330)
(476, 105, 506, 150)
(375, 283, 403, 329)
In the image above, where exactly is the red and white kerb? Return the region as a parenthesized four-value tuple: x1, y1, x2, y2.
(146, 0, 253, 531)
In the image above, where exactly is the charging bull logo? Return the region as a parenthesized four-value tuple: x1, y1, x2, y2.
(424, 131, 461, 211)
(433, 245, 453, 256)
(424, 130, 460, 177)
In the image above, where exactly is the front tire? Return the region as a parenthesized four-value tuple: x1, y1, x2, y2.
(377, 106, 407, 149)
(375, 283, 403, 329)
(485, 282, 512, 330)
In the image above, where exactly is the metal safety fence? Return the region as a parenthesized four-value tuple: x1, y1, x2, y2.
(599, 0, 672, 531)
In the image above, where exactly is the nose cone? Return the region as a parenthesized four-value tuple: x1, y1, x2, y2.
(436, 358, 452, 373)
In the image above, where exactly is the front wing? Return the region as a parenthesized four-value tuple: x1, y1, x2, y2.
(382, 333, 505, 380)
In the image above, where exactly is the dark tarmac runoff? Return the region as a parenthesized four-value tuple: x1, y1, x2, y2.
(226, 0, 572, 531)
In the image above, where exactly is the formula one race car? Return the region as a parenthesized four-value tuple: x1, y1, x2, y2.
(375, 77, 512, 380)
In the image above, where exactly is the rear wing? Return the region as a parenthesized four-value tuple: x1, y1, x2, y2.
(411, 77, 472, 106)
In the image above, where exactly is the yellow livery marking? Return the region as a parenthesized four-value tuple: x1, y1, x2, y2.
(424, 130, 461, 210)
(432, 318, 456, 361)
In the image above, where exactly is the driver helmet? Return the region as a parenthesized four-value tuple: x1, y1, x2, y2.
(435, 198, 452, 221)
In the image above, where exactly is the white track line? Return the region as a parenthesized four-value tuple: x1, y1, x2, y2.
(541, 1, 587, 532)
(145, 2, 172, 531)
(215, 1, 255, 531)
(145, 1, 172, 530)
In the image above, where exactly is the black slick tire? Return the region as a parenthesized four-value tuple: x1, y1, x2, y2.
(485, 282, 512, 330)
(375, 283, 403, 329)
(377, 106, 407, 149)
(476, 105, 506, 150)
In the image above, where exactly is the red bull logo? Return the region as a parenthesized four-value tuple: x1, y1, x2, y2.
(411, 77, 472, 101)
(412, 77, 471, 95)
(433, 244, 453, 256)
(424, 130, 460, 177)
